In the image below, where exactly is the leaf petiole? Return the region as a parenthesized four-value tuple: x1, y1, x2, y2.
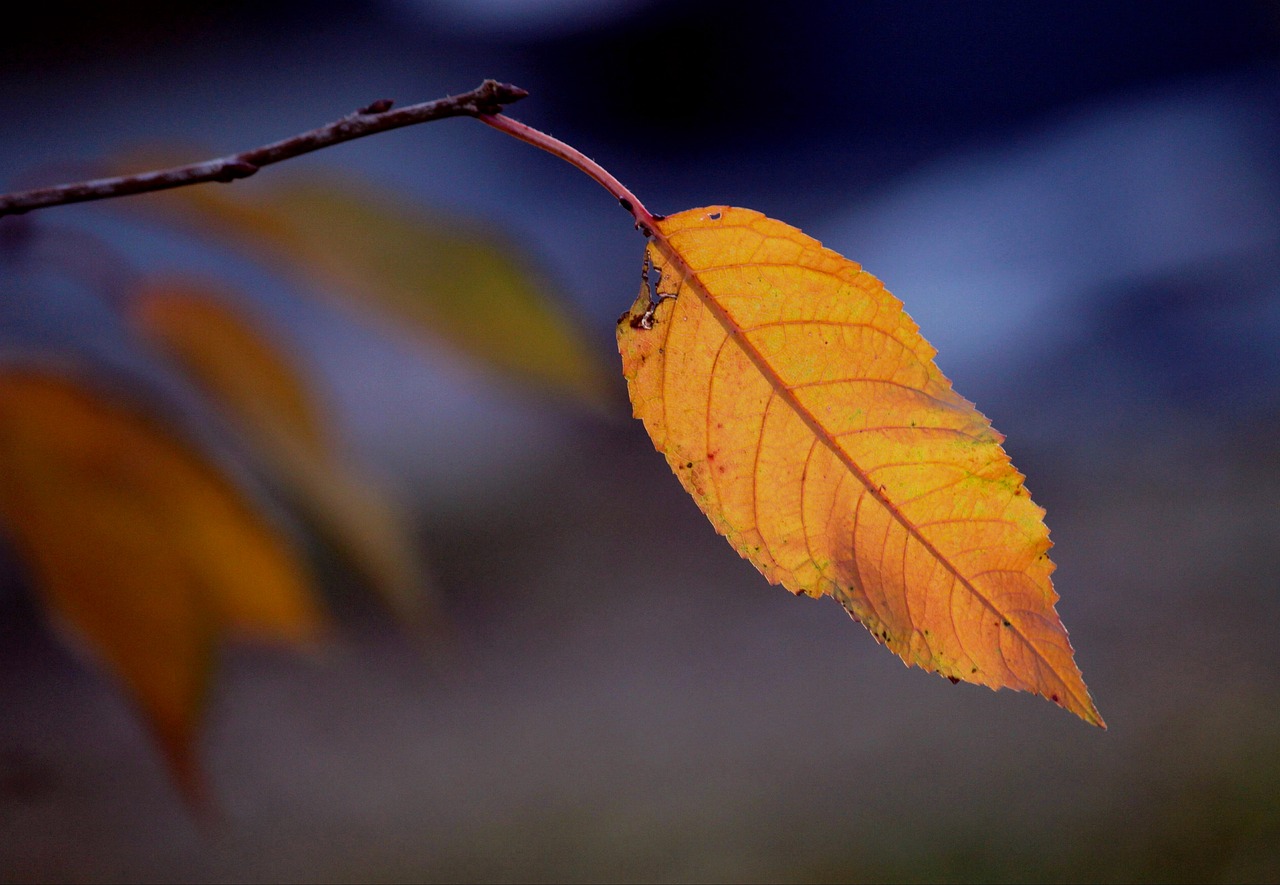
(476, 113, 660, 234)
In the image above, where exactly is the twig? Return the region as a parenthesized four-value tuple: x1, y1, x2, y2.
(0, 79, 528, 218)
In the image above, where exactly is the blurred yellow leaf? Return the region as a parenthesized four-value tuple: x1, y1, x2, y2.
(135, 168, 610, 407)
(0, 370, 321, 800)
(133, 279, 329, 458)
(128, 279, 434, 624)
(618, 207, 1102, 726)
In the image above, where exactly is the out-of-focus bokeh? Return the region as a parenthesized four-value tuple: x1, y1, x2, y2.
(2, 1, 1279, 880)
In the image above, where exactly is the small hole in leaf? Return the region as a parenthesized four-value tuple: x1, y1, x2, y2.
(708, 211, 722, 220)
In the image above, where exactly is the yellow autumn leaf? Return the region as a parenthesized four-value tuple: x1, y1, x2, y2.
(131, 167, 610, 407)
(617, 206, 1102, 727)
(0, 369, 321, 799)
(128, 278, 435, 626)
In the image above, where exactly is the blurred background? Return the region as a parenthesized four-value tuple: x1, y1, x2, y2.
(2, 1, 1279, 881)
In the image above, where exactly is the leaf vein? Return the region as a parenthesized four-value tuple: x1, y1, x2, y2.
(652, 234, 1087, 714)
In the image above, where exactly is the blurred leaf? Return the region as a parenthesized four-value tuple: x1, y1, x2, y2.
(618, 206, 1102, 726)
(132, 279, 330, 458)
(128, 278, 435, 624)
(134, 167, 611, 407)
(0, 369, 321, 801)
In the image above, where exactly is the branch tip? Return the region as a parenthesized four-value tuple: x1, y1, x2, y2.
(473, 80, 530, 115)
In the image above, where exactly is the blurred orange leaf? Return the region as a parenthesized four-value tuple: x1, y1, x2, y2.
(617, 207, 1102, 726)
(0, 369, 322, 800)
(128, 279, 434, 624)
(134, 168, 611, 407)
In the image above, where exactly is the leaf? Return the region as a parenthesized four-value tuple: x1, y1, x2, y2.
(0, 369, 322, 800)
(130, 166, 611, 407)
(617, 206, 1102, 727)
(128, 278, 435, 625)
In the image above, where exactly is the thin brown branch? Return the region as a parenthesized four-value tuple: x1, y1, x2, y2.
(0, 79, 528, 218)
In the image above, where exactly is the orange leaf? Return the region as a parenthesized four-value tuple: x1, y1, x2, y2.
(128, 279, 435, 625)
(617, 207, 1102, 727)
(0, 370, 321, 799)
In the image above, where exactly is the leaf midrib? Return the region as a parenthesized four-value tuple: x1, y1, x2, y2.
(650, 228, 1098, 725)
